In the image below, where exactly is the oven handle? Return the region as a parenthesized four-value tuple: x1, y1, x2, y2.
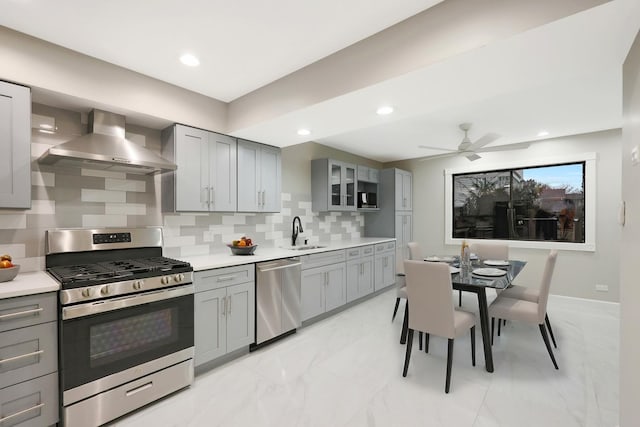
(62, 284, 194, 320)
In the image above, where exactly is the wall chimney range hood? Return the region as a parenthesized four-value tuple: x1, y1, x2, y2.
(39, 109, 176, 175)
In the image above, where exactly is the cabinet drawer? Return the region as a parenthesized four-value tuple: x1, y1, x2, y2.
(301, 250, 346, 270)
(0, 322, 57, 390)
(0, 372, 58, 427)
(375, 241, 396, 253)
(345, 247, 362, 260)
(361, 245, 375, 257)
(0, 293, 56, 333)
(195, 264, 255, 292)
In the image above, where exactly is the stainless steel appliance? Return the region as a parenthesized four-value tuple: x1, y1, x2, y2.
(254, 258, 302, 347)
(45, 227, 194, 427)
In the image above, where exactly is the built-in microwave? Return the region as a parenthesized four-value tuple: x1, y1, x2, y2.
(357, 192, 377, 208)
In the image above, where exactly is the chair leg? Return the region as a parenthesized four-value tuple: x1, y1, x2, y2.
(470, 326, 476, 367)
(391, 298, 401, 321)
(539, 324, 559, 370)
(400, 302, 409, 344)
(425, 333, 430, 353)
(459, 290, 462, 307)
(491, 317, 495, 345)
(545, 314, 557, 349)
(497, 318, 502, 336)
(445, 338, 454, 393)
(403, 329, 414, 377)
(419, 332, 423, 350)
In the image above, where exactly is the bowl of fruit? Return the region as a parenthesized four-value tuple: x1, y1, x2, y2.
(227, 237, 257, 255)
(0, 255, 19, 283)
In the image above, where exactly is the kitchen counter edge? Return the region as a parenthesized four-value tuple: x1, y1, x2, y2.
(0, 271, 60, 299)
(183, 237, 397, 272)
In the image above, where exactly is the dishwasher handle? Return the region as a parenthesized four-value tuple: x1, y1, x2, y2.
(257, 259, 301, 273)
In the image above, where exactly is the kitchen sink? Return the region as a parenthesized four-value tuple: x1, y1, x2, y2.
(286, 245, 327, 251)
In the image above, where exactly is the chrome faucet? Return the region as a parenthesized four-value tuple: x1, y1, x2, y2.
(292, 216, 304, 246)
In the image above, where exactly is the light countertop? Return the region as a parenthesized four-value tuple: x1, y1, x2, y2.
(182, 237, 396, 271)
(0, 271, 60, 299)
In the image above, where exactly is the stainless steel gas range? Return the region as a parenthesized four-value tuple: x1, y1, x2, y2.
(45, 227, 194, 427)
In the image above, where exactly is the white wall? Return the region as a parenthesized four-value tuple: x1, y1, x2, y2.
(620, 28, 640, 427)
(389, 129, 621, 302)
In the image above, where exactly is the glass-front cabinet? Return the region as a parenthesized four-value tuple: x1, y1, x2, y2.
(312, 159, 357, 212)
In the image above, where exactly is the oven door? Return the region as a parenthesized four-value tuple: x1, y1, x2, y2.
(60, 284, 194, 393)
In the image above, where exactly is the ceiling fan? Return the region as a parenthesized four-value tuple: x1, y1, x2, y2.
(418, 123, 530, 161)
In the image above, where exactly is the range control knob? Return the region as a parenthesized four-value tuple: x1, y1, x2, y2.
(161, 276, 171, 285)
(174, 273, 185, 282)
(81, 288, 93, 298)
(133, 280, 144, 290)
(100, 285, 111, 296)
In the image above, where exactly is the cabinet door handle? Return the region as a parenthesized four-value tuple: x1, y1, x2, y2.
(0, 307, 43, 321)
(217, 275, 236, 282)
(0, 403, 45, 423)
(0, 349, 44, 365)
(262, 190, 266, 207)
(210, 187, 215, 207)
(221, 298, 226, 316)
(228, 295, 232, 316)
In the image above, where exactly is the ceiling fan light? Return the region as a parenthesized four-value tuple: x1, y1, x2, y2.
(376, 106, 394, 115)
(537, 130, 549, 137)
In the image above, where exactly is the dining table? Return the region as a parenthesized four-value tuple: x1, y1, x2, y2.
(399, 258, 527, 373)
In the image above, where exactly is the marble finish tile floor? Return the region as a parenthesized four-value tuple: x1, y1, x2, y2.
(111, 289, 619, 427)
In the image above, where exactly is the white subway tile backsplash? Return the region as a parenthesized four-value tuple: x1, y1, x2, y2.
(0, 244, 25, 258)
(281, 193, 292, 201)
(163, 215, 196, 227)
(164, 235, 196, 248)
(0, 214, 27, 229)
(27, 200, 55, 215)
(180, 245, 210, 257)
(222, 215, 248, 225)
(32, 171, 55, 187)
(82, 169, 127, 179)
(280, 208, 291, 216)
(82, 189, 126, 203)
(105, 178, 146, 192)
(105, 203, 146, 215)
(82, 214, 127, 227)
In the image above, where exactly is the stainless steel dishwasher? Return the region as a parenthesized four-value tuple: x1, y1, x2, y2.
(255, 258, 302, 346)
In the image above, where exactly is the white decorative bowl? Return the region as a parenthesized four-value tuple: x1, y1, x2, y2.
(0, 265, 20, 283)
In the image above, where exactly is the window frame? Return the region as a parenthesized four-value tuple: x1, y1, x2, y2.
(444, 152, 596, 251)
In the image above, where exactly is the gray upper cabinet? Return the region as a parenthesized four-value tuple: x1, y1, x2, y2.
(0, 81, 31, 209)
(237, 139, 281, 212)
(364, 168, 413, 261)
(357, 165, 379, 183)
(395, 169, 412, 211)
(161, 124, 237, 212)
(311, 159, 357, 212)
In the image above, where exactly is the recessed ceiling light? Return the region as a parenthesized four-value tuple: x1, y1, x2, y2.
(180, 54, 200, 67)
(376, 106, 394, 115)
(297, 129, 311, 136)
(537, 130, 549, 137)
(38, 129, 55, 134)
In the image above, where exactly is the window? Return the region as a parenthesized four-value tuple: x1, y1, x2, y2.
(444, 153, 596, 251)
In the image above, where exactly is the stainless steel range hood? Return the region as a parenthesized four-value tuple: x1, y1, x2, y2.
(39, 109, 176, 175)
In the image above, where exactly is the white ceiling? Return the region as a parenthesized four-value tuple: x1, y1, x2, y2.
(1, 0, 639, 162)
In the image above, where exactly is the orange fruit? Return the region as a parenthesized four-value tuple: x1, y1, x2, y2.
(237, 240, 247, 247)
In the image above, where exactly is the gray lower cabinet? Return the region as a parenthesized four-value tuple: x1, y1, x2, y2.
(0, 292, 58, 427)
(301, 254, 347, 322)
(374, 241, 396, 291)
(0, 81, 31, 209)
(194, 265, 255, 367)
(237, 139, 281, 212)
(346, 245, 374, 302)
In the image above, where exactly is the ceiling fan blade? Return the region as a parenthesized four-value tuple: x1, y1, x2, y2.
(468, 132, 500, 151)
(418, 152, 460, 162)
(476, 142, 530, 153)
(465, 152, 482, 161)
(418, 144, 458, 152)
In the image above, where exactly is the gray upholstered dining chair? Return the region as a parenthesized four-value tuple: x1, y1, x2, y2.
(407, 241, 424, 261)
(488, 250, 559, 369)
(402, 260, 476, 393)
(469, 242, 509, 261)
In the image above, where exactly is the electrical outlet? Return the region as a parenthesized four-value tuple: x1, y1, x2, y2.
(595, 284, 609, 292)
